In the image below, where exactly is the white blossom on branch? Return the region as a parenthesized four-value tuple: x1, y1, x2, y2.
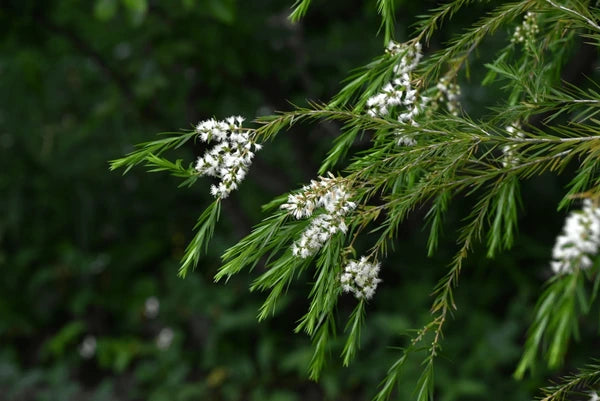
(282, 174, 356, 258)
(512, 12, 539, 44)
(194, 116, 262, 199)
(551, 199, 600, 274)
(340, 256, 382, 300)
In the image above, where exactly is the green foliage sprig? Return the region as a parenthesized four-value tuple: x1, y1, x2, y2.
(539, 360, 600, 400)
(112, 0, 600, 399)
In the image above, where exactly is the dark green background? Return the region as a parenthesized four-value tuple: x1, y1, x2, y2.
(1, 0, 597, 400)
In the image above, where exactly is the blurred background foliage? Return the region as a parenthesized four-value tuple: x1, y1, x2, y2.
(0, 0, 598, 400)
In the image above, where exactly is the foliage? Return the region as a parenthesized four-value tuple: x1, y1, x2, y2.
(113, 0, 600, 400)
(0, 0, 402, 399)
(2, 0, 599, 400)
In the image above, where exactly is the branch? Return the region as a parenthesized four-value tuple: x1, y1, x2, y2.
(539, 360, 600, 401)
(545, 0, 600, 32)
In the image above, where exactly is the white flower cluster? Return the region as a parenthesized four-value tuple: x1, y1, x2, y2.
(397, 136, 417, 146)
(367, 41, 428, 147)
(435, 77, 461, 116)
(367, 41, 422, 119)
(590, 391, 600, 401)
(502, 122, 525, 167)
(156, 327, 174, 350)
(340, 256, 382, 300)
(385, 40, 404, 56)
(551, 199, 600, 274)
(144, 296, 159, 318)
(366, 79, 418, 118)
(512, 12, 539, 44)
(368, 42, 462, 146)
(194, 116, 262, 199)
(281, 174, 356, 258)
(79, 335, 97, 359)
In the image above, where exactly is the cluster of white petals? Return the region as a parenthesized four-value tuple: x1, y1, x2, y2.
(367, 41, 422, 119)
(194, 116, 262, 198)
(144, 296, 160, 319)
(551, 199, 600, 274)
(340, 256, 382, 300)
(435, 77, 461, 116)
(368, 41, 427, 147)
(281, 174, 356, 258)
(512, 12, 539, 44)
(397, 136, 417, 146)
(366, 79, 419, 118)
(502, 122, 525, 167)
(156, 327, 174, 350)
(390, 41, 422, 75)
(385, 41, 404, 56)
(79, 335, 97, 359)
(368, 41, 462, 146)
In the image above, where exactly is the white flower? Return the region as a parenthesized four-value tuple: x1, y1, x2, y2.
(156, 327, 174, 350)
(590, 392, 600, 401)
(79, 335, 97, 359)
(370, 42, 465, 149)
(385, 40, 403, 55)
(366, 42, 423, 120)
(551, 199, 600, 274)
(282, 174, 356, 258)
(397, 136, 417, 147)
(340, 256, 382, 300)
(512, 12, 539, 44)
(435, 77, 461, 116)
(144, 296, 160, 319)
(502, 122, 525, 167)
(369, 42, 463, 146)
(194, 116, 261, 198)
(291, 213, 350, 258)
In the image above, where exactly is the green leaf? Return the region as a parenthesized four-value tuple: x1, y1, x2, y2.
(179, 199, 221, 278)
(289, 0, 312, 22)
(341, 300, 365, 366)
